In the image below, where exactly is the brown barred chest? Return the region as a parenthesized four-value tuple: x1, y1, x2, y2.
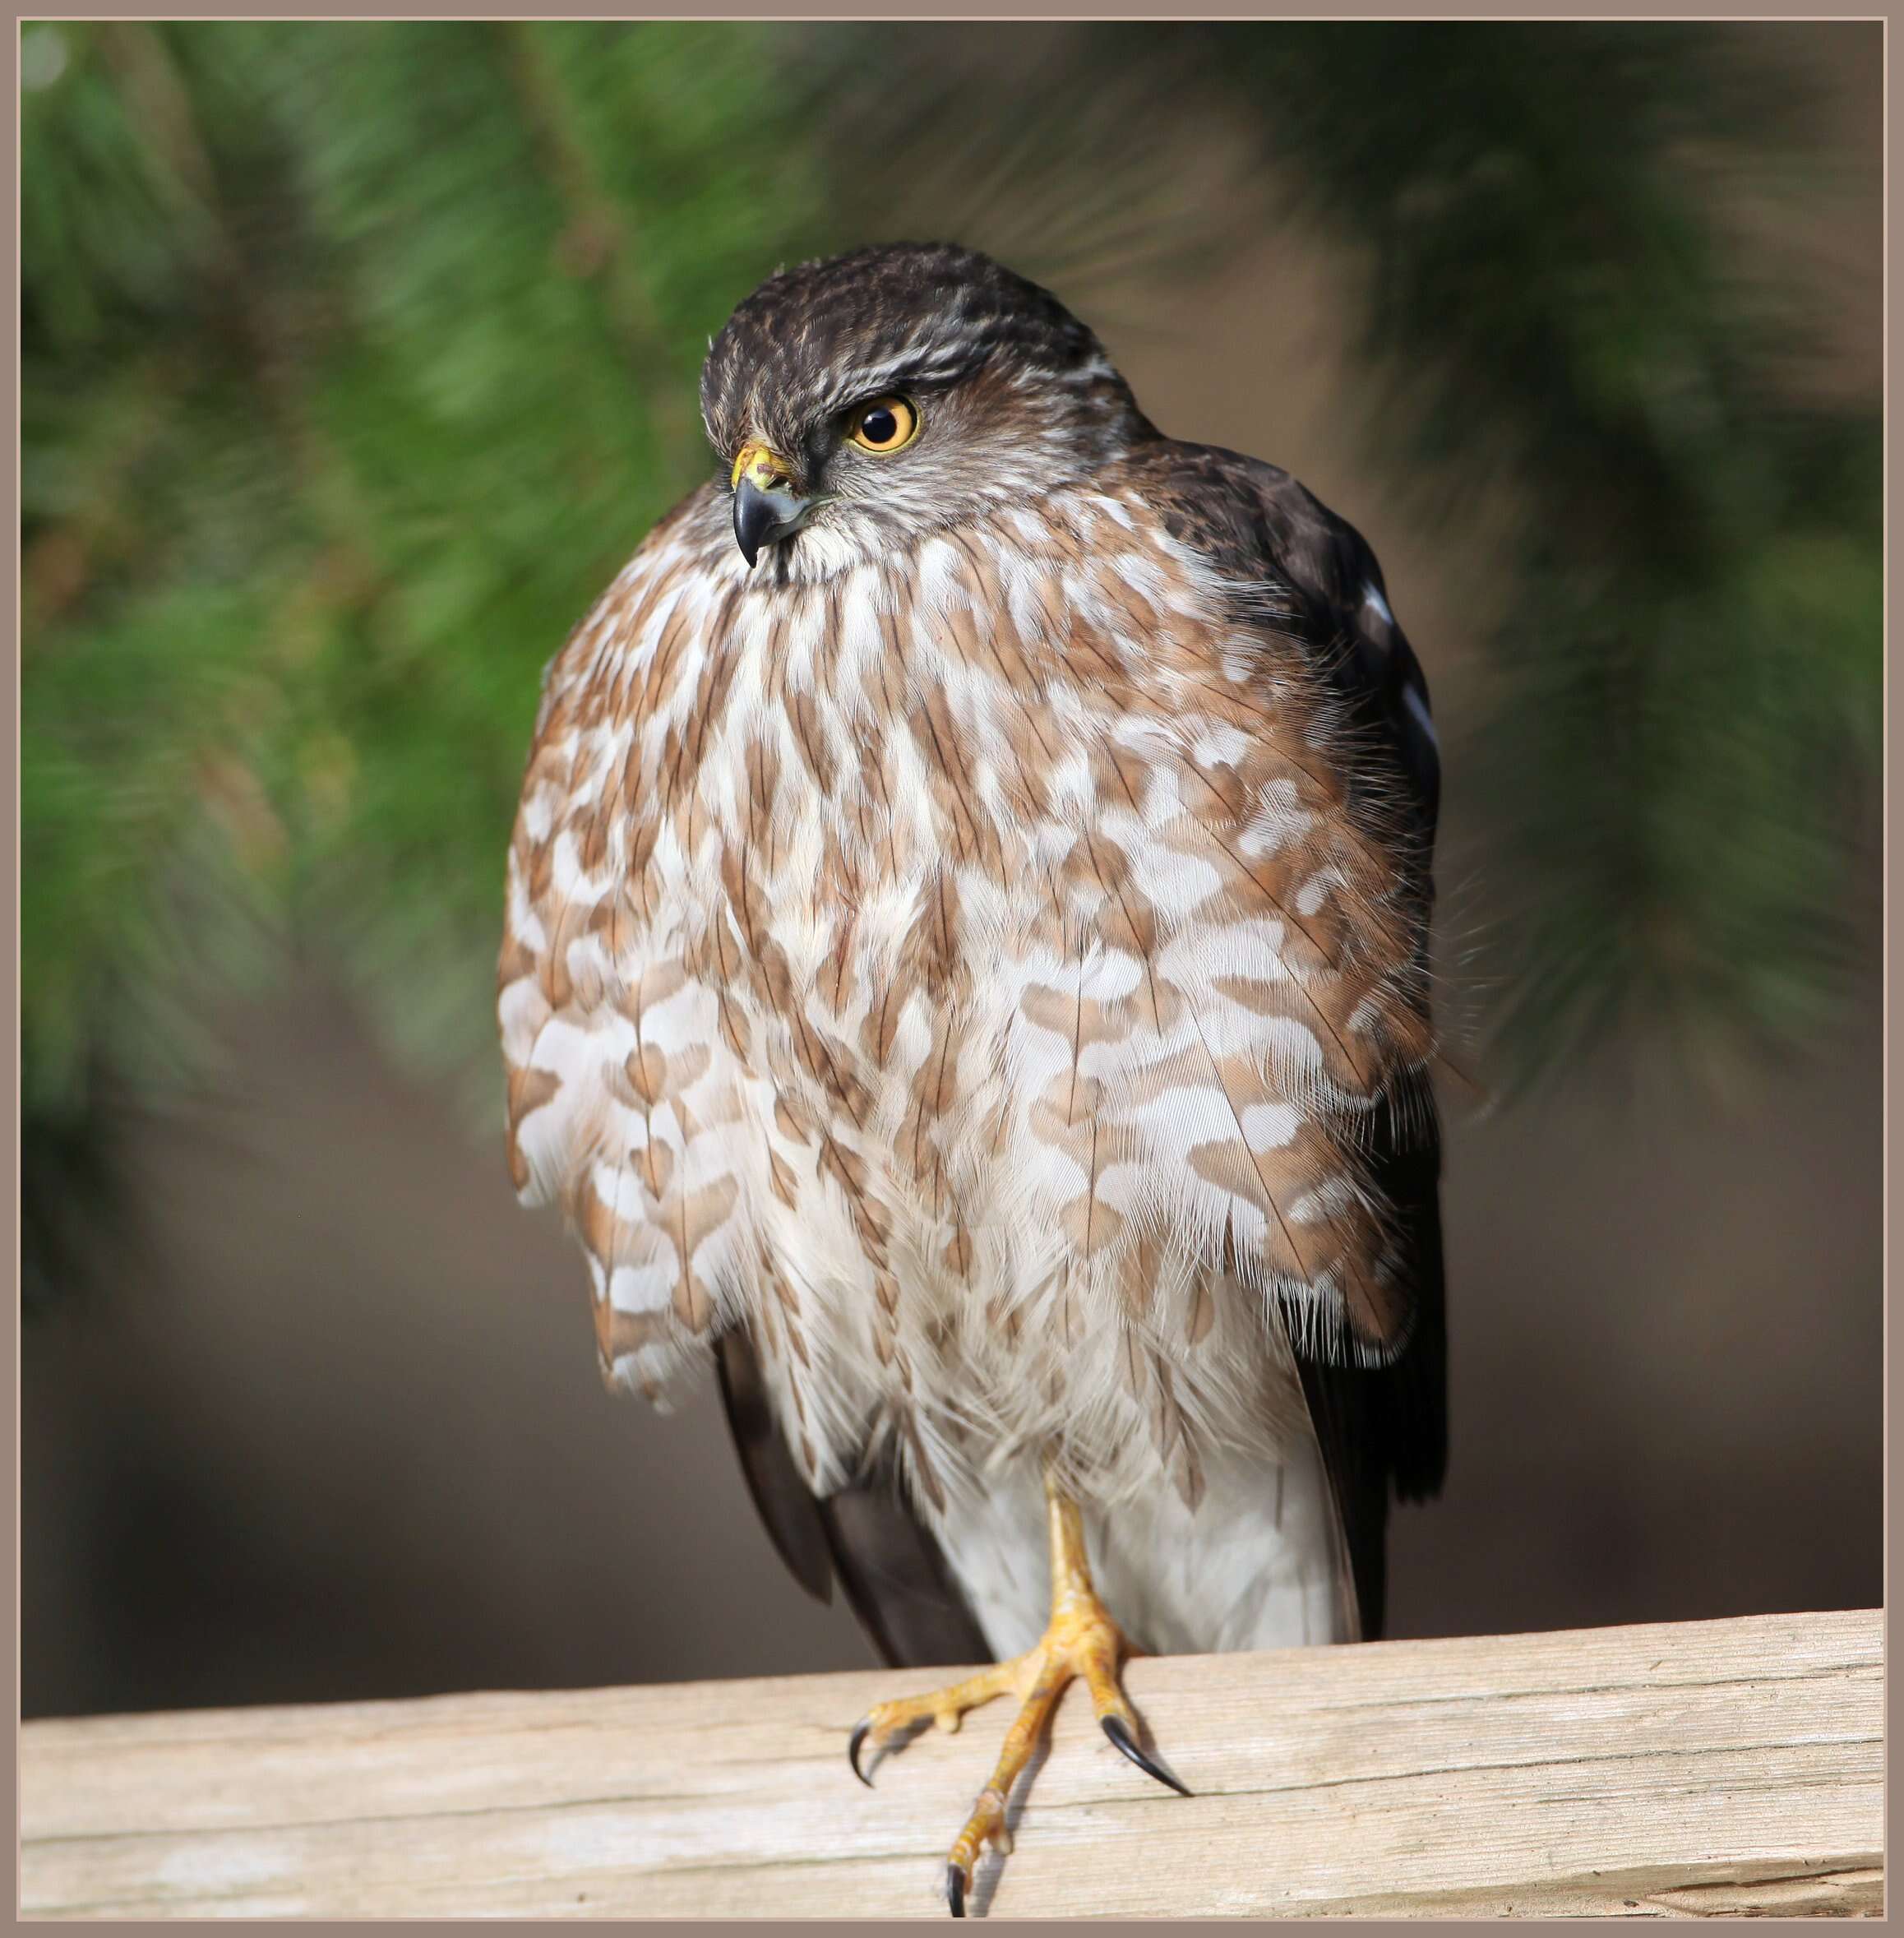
(502, 492, 1432, 1492)
(659, 506, 1428, 1348)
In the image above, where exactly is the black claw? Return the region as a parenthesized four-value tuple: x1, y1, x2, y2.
(848, 1720, 875, 1788)
(1102, 1714, 1192, 1797)
(948, 1864, 966, 1917)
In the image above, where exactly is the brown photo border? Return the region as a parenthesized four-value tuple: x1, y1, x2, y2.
(5, 6, 1890, 1930)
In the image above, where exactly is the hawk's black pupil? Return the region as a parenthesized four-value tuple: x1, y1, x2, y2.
(861, 406, 898, 445)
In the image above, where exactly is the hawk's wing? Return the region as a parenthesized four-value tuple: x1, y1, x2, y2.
(717, 1330, 991, 1667)
(1147, 442, 1448, 1641)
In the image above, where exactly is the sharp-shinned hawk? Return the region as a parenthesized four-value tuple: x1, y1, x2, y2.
(499, 243, 1445, 1911)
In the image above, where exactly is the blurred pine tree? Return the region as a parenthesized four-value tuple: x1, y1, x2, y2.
(21, 23, 1879, 1303)
(23, 21, 840, 1179)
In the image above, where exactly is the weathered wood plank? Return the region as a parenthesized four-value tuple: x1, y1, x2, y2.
(21, 1608, 1881, 1918)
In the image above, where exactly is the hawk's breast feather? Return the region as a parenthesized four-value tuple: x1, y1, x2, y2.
(498, 468, 1435, 1562)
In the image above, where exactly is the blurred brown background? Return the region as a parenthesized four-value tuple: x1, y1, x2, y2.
(22, 22, 1881, 1718)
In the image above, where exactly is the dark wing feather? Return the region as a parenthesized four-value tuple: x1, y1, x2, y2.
(1142, 442, 1449, 1642)
(715, 1330, 991, 1667)
(1296, 1071, 1445, 1640)
(813, 1462, 994, 1668)
(714, 1328, 834, 1603)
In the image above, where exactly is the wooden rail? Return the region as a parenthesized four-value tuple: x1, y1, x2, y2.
(21, 1608, 1881, 1918)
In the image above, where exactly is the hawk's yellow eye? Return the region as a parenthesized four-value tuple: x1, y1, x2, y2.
(845, 394, 920, 454)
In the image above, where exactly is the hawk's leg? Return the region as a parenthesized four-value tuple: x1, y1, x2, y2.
(848, 1475, 1189, 1916)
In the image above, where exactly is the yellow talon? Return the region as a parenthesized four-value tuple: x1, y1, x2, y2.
(847, 1474, 1190, 1915)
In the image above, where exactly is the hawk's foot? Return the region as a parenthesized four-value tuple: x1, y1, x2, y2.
(845, 1481, 1190, 1916)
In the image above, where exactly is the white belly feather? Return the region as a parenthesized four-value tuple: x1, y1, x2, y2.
(932, 1443, 1348, 1659)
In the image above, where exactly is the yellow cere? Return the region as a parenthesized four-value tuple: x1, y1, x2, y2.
(731, 439, 791, 491)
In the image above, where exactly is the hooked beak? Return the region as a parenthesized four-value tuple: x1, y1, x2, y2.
(730, 438, 809, 567)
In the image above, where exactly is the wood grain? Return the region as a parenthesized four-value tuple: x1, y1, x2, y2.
(21, 1608, 1881, 1918)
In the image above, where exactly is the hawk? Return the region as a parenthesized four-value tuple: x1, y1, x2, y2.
(499, 243, 1444, 1912)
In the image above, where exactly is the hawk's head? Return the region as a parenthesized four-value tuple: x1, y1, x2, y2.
(700, 243, 1151, 575)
